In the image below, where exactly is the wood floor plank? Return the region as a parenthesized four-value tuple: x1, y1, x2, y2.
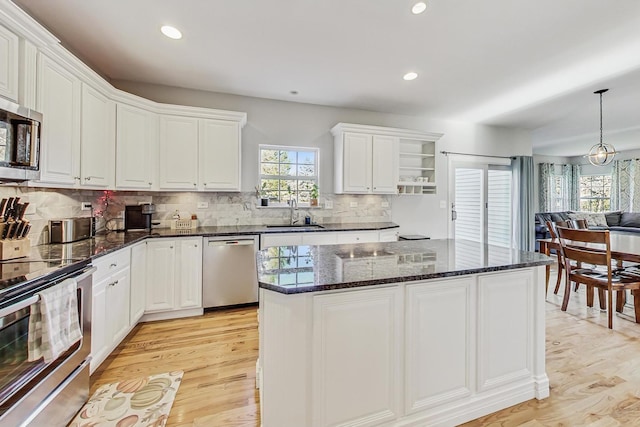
(91, 272, 640, 427)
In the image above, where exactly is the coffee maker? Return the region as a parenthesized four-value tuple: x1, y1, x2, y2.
(124, 204, 156, 231)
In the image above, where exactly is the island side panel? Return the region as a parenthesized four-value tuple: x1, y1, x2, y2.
(405, 276, 474, 414)
(311, 286, 403, 427)
(259, 267, 549, 427)
(260, 290, 312, 427)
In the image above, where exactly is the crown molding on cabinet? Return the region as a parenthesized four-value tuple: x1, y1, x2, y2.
(331, 123, 443, 142)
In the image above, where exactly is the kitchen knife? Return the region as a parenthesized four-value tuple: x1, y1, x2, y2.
(22, 223, 31, 239)
(0, 199, 7, 219)
(4, 197, 14, 222)
(8, 222, 20, 239)
(13, 221, 23, 239)
(2, 222, 13, 240)
(11, 198, 20, 220)
(17, 202, 29, 220)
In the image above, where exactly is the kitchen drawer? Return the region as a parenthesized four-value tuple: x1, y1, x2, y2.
(336, 231, 379, 244)
(92, 247, 131, 282)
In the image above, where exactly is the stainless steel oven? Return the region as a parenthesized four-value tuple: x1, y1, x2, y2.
(0, 265, 95, 427)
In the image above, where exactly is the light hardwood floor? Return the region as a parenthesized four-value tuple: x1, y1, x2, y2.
(91, 278, 640, 427)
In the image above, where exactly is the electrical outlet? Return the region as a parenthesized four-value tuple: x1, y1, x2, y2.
(197, 202, 209, 209)
(324, 200, 333, 209)
(350, 201, 358, 208)
(381, 201, 390, 208)
(81, 202, 92, 211)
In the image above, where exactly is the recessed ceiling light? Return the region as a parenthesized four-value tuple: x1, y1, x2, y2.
(403, 72, 418, 81)
(411, 2, 427, 14)
(161, 25, 182, 40)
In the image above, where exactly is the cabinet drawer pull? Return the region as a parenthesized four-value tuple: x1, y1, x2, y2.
(110, 263, 117, 268)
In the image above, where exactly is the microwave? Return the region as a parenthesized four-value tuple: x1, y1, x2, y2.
(0, 98, 42, 181)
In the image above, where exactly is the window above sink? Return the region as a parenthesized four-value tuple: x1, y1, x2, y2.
(259, 145, 319, 207)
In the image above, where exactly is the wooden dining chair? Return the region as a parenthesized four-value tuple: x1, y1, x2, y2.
(556, 226, 640, 329)
(547, 220, 582, 295)
(546, 221, 566, 295)
(571, 218, 589, 229)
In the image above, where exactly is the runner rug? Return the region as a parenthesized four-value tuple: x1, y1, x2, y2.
(68, 370, 183, 427)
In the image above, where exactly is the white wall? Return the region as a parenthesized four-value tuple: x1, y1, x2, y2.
(114, 80, 532, 239)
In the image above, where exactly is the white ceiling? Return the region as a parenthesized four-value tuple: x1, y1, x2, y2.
(12, 0, 640, 156)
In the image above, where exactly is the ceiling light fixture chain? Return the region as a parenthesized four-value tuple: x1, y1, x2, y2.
(586, 88, 617, 167)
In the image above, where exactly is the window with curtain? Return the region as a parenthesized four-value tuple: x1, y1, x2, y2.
(579, 174, 612, 212)
(539, 163, 580, 212)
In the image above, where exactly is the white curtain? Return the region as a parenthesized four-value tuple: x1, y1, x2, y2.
(612, 159, 640, 212)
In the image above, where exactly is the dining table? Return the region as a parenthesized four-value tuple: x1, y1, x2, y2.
(538, 230, 640, 299)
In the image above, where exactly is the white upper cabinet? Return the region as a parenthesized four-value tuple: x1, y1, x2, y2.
(341, 132, 371, 193)
(159, 114, 244, 191)
(199, 118, 241, 191)
(333, 123, 442, 196)
(158, 115, 199, 189)
(0, 24, 19, 102)
(80, 83, 115, 188)
(333, 124, 398, 194)
(116, 103, 157, 190)
(372, 135, 399, 193)
(37, 53, 81, 185)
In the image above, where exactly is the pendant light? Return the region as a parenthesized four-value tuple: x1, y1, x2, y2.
(586, 88, 617, 166)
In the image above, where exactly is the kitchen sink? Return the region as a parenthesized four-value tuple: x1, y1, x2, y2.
(266, 224, 324, 230)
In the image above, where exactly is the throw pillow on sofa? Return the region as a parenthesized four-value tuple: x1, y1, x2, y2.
(568, 212, 608, 227)
(605, 211, 622, 226)
(620, 212, 640, 228)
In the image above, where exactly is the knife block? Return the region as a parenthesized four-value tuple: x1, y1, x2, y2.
(0, 238, 31, 260)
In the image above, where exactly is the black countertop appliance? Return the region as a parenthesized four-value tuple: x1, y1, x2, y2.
(124, 204, 156, 231)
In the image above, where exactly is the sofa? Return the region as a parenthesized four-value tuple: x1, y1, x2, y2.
(535, 211, 640, 247)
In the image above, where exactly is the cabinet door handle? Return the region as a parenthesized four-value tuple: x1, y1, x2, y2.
(110, 263, 117, 268)
(170, 246, 174, 249)
(194, 244, 198, 247)
(85, 176, 92, 181)
(74, 176, 80, 181)
(193, 183, 197, 186)
(148, 182, 152, 186)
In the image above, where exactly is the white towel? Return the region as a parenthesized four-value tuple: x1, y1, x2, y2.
(28, 278, 82, 363)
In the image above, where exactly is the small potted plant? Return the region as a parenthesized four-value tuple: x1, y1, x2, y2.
(310, 183, 319, 207)
(256, 183, 269, 206)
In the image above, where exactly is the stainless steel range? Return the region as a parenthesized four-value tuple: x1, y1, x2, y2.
(0, 259, 95, 426)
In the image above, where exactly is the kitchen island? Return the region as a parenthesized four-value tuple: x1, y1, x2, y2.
(257, 239, 553, 427)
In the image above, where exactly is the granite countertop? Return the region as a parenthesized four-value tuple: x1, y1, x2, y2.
(0, 222, 399, 288)
(257, 239, 554, 294)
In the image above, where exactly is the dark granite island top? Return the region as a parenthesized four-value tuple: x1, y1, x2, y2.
(257, 238, 553, 294)
(0, 222, 399, 290)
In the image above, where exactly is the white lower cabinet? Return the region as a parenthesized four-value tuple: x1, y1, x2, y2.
(144, 237, 203, 319)
(145, 239, 176, 312)
(90, 247, 132, 374)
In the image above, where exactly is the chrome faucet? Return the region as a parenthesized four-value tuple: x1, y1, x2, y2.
(289, 197, 298, 225)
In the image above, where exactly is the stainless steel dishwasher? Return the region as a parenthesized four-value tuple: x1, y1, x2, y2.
(203, 235, 259, 309)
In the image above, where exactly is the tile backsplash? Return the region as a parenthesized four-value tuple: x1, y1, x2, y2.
(0, 186, 392, 245)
